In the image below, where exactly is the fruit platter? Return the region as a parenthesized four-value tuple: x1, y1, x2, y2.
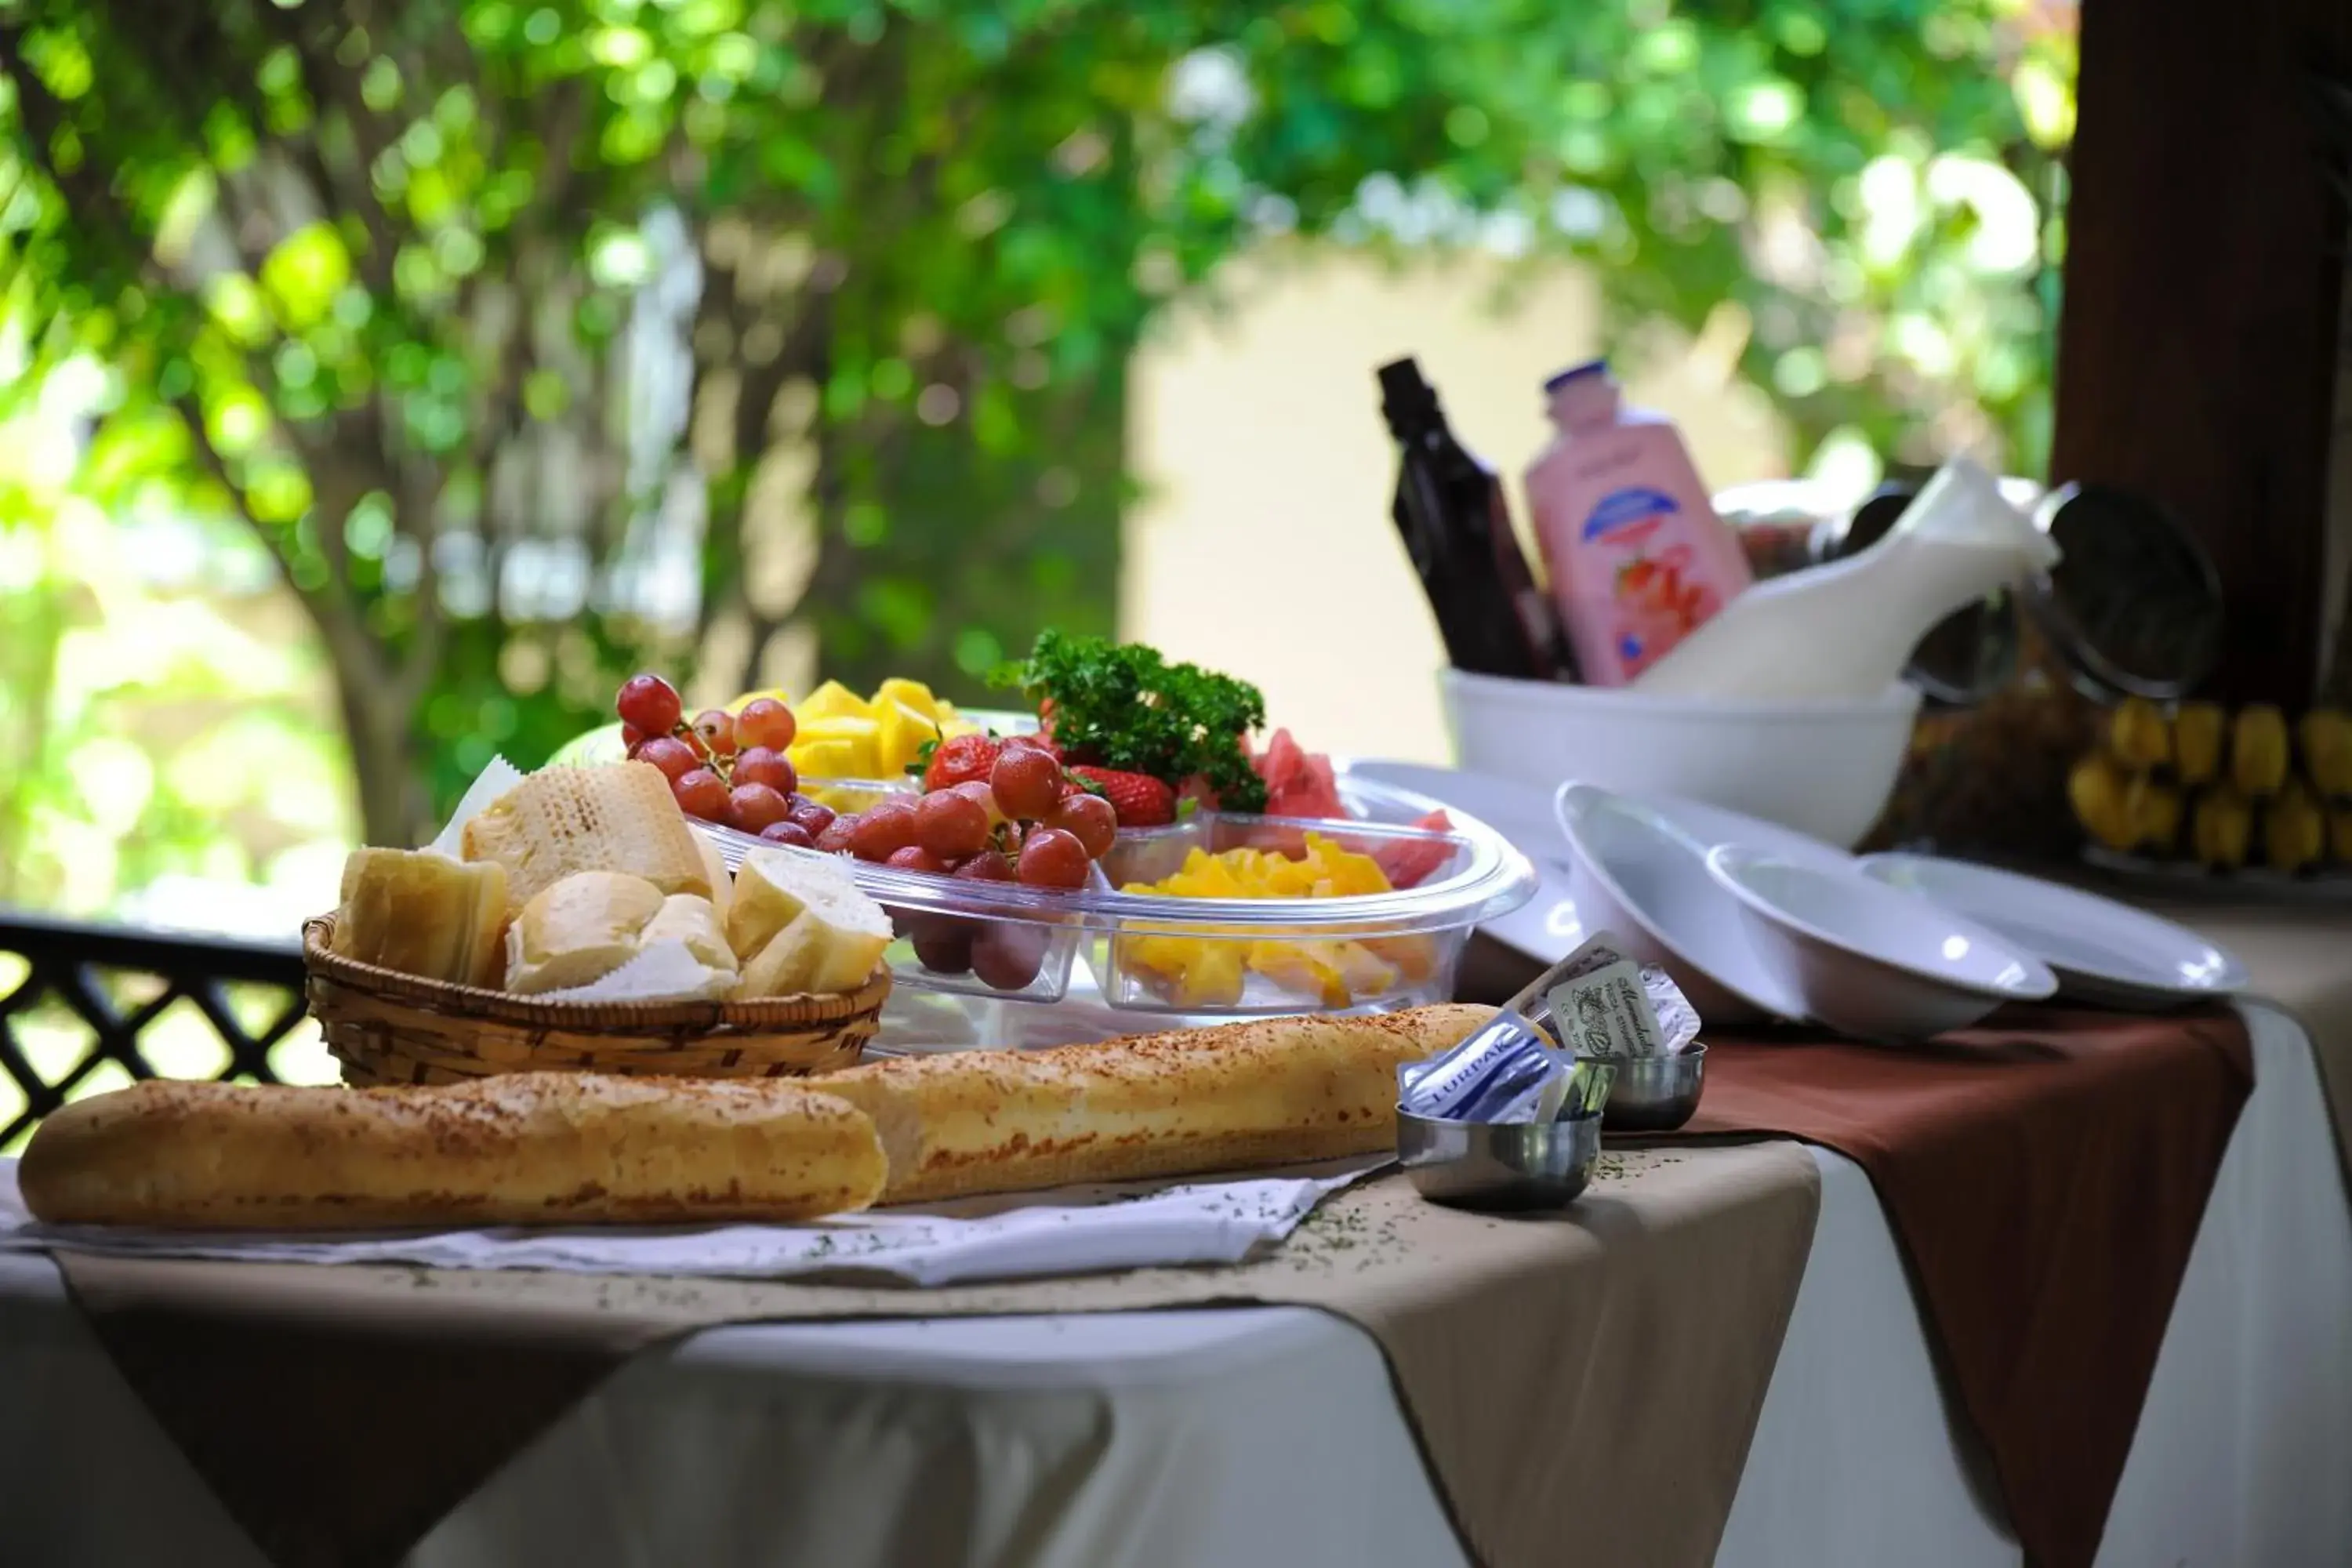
(552, 632, 1534, 1029)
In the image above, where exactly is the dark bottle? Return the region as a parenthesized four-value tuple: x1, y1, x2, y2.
(1377, 358, 1576, 683)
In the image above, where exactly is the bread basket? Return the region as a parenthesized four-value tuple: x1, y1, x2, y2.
(303, 916, 889, 1086)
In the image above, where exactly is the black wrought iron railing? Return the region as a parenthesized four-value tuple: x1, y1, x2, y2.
(0, 910, 310, 1150)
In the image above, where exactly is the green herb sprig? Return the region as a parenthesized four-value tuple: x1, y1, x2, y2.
(993, 630, 1269, 811)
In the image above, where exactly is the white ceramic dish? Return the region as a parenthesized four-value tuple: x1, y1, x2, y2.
(1440, 670, 1922, 848)
(1552, 782, 1811, 1026)
(1857, 854, 2250, 1011)
(1705, 845, 2057, 1041)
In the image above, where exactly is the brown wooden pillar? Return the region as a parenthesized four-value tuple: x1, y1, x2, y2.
(2051, 0, 2351, 707)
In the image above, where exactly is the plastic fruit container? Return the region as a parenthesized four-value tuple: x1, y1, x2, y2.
(695, 772, 1531, 1012)
(1088, 805, 1508, 1014)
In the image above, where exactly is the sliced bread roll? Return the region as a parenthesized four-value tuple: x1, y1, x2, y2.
(729, 849, 891, 996)
(504, 870, 669, 994)
(641, 892, 737, 975)
(20, 1074, 887, 1229)
(820, 1003, 1491, 1203)
(330, 848, 508, 989)
(463, 762, 710, 914)
(693, 831, 734, 924)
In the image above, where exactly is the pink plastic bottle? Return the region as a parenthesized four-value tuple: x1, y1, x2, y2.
(1523, 361, 1751, 685)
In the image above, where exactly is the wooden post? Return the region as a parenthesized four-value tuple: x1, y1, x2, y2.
(2051, 0, 2351, 707)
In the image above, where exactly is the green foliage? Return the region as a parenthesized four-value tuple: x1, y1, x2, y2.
(0, 0, 2068, 858)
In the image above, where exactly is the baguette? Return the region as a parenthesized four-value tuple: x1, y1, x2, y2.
(819, 1003, 1491, 1204)
(20, 1074, 887, 1231)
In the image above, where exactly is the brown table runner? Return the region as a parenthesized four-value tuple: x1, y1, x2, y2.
(51, 1142, 1820, 1568)
(1658, 1005, 2252, 1568)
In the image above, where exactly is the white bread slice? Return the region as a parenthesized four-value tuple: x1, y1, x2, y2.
(463, 763, 710, 915)
(730, 849, 891, 996)
(693, 832, 733, 926)
(330, 848, 508, 988)
(641, 894, 737, 975)
(504, 871, 668, 994)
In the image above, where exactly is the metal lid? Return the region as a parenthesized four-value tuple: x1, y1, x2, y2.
(2027, 482, 2223, 700)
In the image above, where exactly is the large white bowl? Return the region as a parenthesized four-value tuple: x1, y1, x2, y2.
(1441, 670, 1922, 848)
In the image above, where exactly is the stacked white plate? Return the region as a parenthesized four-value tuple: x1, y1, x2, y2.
(1348, 760, 2250, 1044)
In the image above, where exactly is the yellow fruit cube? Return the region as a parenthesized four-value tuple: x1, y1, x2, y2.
(794, 716, 882, 777)
(796, 681, 870, 724)
(875, 699, 945, 778)
(1362, 934, 1437, 984)
(872, 678, 941, 721)
(1248, 941, 1348, 1007)
(1179, 942, 1247, 1007)
(1331, 942, 1399, 998)
(788, 737, 867, 780)
(725, 687, 793, 715)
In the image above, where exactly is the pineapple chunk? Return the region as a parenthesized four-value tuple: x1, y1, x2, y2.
(724, 686, 793, 716)
(793, 716, 882, 777)
(874, 699, 944, 778)
(787, 737, 867, 781)
(873, 677, 942, 720)
(796, 681, 871, 724)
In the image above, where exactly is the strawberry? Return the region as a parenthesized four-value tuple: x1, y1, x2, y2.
(922, 732, 1002, 793)
(1066, 765, 1178, 829)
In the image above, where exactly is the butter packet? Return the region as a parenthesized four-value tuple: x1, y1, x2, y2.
(1643, 965, 1702, 1054)
(1398, 931, 1641, 1122)
(1545, 946, 1664, 1059)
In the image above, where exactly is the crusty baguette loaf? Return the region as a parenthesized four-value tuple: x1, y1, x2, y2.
(20, 1074, 886, 1231)
(819, 1003, 1492, 1204)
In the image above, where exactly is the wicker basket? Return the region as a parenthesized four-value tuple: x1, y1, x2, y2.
(302, 916, 889, 1087)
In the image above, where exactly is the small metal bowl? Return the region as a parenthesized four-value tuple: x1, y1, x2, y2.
(1599, 1044, 1707, 1134)
(1397, 1108, 1605, 1212)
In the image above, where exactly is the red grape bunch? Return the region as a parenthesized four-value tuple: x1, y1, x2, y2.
(819, 735, 1122, 993)
(615, 673, 837, 844)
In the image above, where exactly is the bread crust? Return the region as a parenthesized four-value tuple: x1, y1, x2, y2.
(820, 1003, 1492, 1203)
(20, 1074, 886, 1230)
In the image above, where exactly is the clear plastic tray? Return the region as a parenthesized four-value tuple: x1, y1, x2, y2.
(696, 772, 1534, 1013)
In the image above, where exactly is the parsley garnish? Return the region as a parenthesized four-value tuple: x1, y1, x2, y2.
(993, 630, 1269, 811)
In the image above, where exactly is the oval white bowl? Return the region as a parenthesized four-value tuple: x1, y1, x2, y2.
(1554, 782, 1812, 1027)
(1704, 844, 2057, 1041)
(1441, 670, 1922, 848)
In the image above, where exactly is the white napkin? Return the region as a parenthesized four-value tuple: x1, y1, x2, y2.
(426, 754, 525, 858)
(0, 1156, 1381, 1287)
(537, 941, 736, 1005)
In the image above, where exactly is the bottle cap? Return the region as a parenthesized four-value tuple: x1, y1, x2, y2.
(1542, 358, 1610, 393)
(1377, 358, 1439, 432)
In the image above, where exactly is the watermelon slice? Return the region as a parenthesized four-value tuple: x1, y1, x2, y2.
(1254, 728, 1346, 820)
(1375, 810, 1454, 890)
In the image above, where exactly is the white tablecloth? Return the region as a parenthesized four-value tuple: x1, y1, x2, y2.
(4, 1002, 2347, 1567)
